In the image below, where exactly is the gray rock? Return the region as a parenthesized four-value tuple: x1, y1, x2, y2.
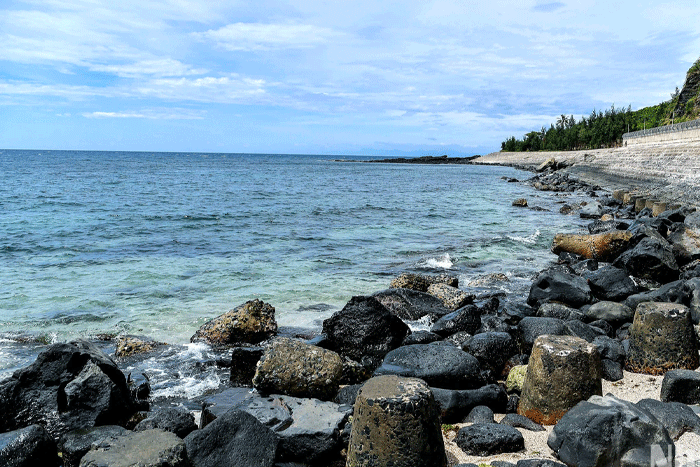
(431, 384, 508, 423)
(516, 460, 566, 467)
(334, 383, 363, 406)
(402, 330, 441, 345)
(60, 426, 129, 467)
(455, 424, 524, 456)
(536, 303, 584, 321)
(134, 407, 197, 439)
(500, 413, 545, 432)
(601, 358, 624, 381)
(372, 288, 451, 321)
(322, 295, 409, 371)
(0, 425, 59, 467)
(636, 398, 700, 440)
(185, 410, 278, 467)
(276, 395, 351, 464)
(200, 388, 292, 432)
(548, 394, 674, 467)
(464, 405, 495, 424)
(373, 343, 483, 390)
(623, 279, 688, 311)
(565, 319, 605, 343)
(79, 429, 188, 467)
(592, 336, 626, 364)
(585, 301, 634, 325)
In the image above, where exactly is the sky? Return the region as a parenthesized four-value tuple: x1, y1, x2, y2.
(1, 1, 699, 155)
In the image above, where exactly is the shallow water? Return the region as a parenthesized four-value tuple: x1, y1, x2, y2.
(0, 150, 590, 399)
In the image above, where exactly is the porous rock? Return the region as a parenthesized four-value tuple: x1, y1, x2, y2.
(506, 365, 528, 393)
(627, 302, 699, 375)
(190, 299, 277, 347)
(536, 303, 584, 321)
(584, 301, 634, 325)
(461, 331, 516, 377)
(427, 283, 475, 310)
(661, 369, 700, 404)
(0, 340, 138, 440)
(322, 295, 409, 371)
(252, 338, 344, 400)
(518, 335, 602, 425)
(346, 375, 446, 467)
(114, 335, 167, 358)
(548, 394, 674, 467)
(500, 413, 546, 432)
(373, 343, 483, 390)
(464, 405, 495, 424)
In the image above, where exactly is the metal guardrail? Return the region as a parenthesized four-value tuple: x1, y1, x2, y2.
(623, 118, 700, 139)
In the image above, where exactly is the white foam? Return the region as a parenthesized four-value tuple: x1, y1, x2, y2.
(507, 229, 541, 244)
(406, 315, 434, 332)
(151, 373, 222, 400)
(423, 253, 453, 269)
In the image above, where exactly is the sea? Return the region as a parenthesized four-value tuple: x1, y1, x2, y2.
(0, 149, 590, 405)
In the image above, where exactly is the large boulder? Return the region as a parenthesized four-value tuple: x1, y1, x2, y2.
(252, 338, 344, 401)
(527, 269, 593, 308)
(430, 304, 481, 337)
(583, 266, 638, 302)
(551, 231, 633, 262)
(374, 343, 483, 389)
(0, 340, 138, 440)
(613, 236, 679, 283)
(322, 296, 410, 371)
(372, 288, 451, 321)
(0, 425, 60, 467)
(627, 302, 699, 374)
(190, 299, 277, 347)
(548, 394, 674, 467)
(346, 376, 447, 467)
(79, 429, 188, 467)
(518, 335, 602, 425)
(185, 410, 278, 467)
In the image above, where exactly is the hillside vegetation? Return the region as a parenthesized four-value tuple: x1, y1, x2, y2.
(501, 58, 700, 152)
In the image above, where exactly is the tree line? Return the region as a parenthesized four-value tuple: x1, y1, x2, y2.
(501, 101, 675, 152)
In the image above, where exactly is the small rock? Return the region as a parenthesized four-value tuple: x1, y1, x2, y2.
(431, 385, 508, 423)
(372, 288, 451, 321)
(80, 429, 188, 467)
(527, 269, 593, 308)
(134, 407, 197, 439)
(455, 424, 524, 456)
(430, 304, 480, 337)
(60, 426, 129, 467)
(661, 369, 700, 404)
(464, 405, 495, 424)
(190, 299, 277, 347)
(513, 198, 528, 207)
(505, 365, 528, 394)
(114, 335, 167, 358)
(427, 283, 475, 310)
(500, 413, 545, 432)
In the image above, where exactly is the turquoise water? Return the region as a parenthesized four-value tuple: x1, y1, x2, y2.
(0, 150, 589, 393)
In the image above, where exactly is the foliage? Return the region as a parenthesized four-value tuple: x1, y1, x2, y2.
(501, 58, 700, 152)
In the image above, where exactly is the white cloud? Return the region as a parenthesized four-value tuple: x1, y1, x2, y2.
(193, 22, 340, 51)
(83, 108, 205, 119)
(90, 59, 207, 78)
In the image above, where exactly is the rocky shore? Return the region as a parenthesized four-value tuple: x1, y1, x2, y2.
(4, 163, 700, 467)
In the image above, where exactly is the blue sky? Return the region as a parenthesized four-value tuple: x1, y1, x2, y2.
(1, 0, 698, 155)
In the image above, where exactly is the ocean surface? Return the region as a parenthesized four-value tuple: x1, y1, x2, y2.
(0, 149, 590, 403)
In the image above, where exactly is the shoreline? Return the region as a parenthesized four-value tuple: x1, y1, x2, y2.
(473, 141, 700, 207)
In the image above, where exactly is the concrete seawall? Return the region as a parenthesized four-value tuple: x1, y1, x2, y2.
(474, 141, 700, 207)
